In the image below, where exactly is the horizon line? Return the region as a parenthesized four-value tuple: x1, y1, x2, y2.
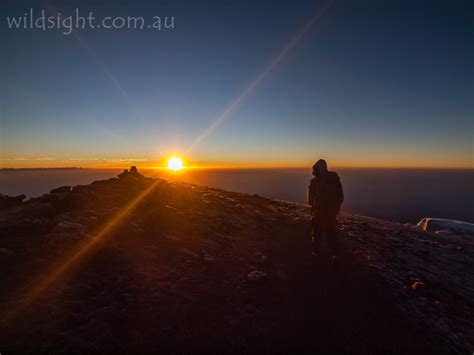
(1, 164, 473, 170)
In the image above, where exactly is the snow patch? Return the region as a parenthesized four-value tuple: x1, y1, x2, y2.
(416, 218, 474, 235)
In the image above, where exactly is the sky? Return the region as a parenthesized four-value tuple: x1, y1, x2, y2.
(1, 0, 473, 168)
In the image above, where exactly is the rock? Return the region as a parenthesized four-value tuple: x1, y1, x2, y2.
(203, 254, 215, 263)
(82, 210, 99, 217)
(246, 270, 267, 282)
(49, 193, 78, 210)
(50, 186, 71, 194)
(254, 252, 267, 262)
(29, 203, 56, 218)
(181, 249, 200, 259)
(0, 193, 25, 209)
(11, 218, 48, 233)
(410, 280, 425, 292)
(130, 166, 144, 178)
(76, 215, 99, 226)
(0, 248, 14, 256)
(435, 230, 453, 236)
(118, 166, 144, 180)
(71, 185, 88, 193)
(164, 233, 180, 241)
(118, 169, 130, 178)
(127, 222, 144, 234)
(209, 229, 234, 243)
(53, 220, 86, 234)
(106, 207, 122, 217)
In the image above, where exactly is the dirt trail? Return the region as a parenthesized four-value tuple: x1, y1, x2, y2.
(259, 224, 451, 354)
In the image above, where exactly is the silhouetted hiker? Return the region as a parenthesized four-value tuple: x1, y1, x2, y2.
(308, 159, 344, 260)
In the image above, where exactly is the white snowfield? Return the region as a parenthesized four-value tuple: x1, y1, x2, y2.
(417, 217, 474, 234)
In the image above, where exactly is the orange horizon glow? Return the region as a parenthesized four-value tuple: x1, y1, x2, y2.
(1, 145, 473, 171)
(1, 157, 472, 170)
(2, 143, 473, 171)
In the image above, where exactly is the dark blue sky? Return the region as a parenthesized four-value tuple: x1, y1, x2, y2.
(1, 0, 472, 167)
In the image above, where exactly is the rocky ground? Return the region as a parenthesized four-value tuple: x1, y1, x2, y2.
(0, 169, 472, 353)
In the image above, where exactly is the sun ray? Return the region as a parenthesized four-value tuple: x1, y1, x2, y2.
(185, 0, 333, 154)
(1, 179, 162, 324)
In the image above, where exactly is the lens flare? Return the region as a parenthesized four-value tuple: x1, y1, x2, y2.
(167, 157, 184, 171)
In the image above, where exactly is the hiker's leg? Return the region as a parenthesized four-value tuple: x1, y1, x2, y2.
(311, 219, 322, 254)
(326, 220, 338, 256)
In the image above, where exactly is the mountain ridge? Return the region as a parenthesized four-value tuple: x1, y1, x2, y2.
(0, 169, 472, 353)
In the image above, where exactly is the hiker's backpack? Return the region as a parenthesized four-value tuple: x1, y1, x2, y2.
(323, 172, 343, 212)
(310, 172, 343, 214)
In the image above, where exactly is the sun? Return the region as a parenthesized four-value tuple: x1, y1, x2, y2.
(167, 157, 184, 171)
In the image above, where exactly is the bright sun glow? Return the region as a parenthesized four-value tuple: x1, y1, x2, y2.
(167, 157, 184, 171)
